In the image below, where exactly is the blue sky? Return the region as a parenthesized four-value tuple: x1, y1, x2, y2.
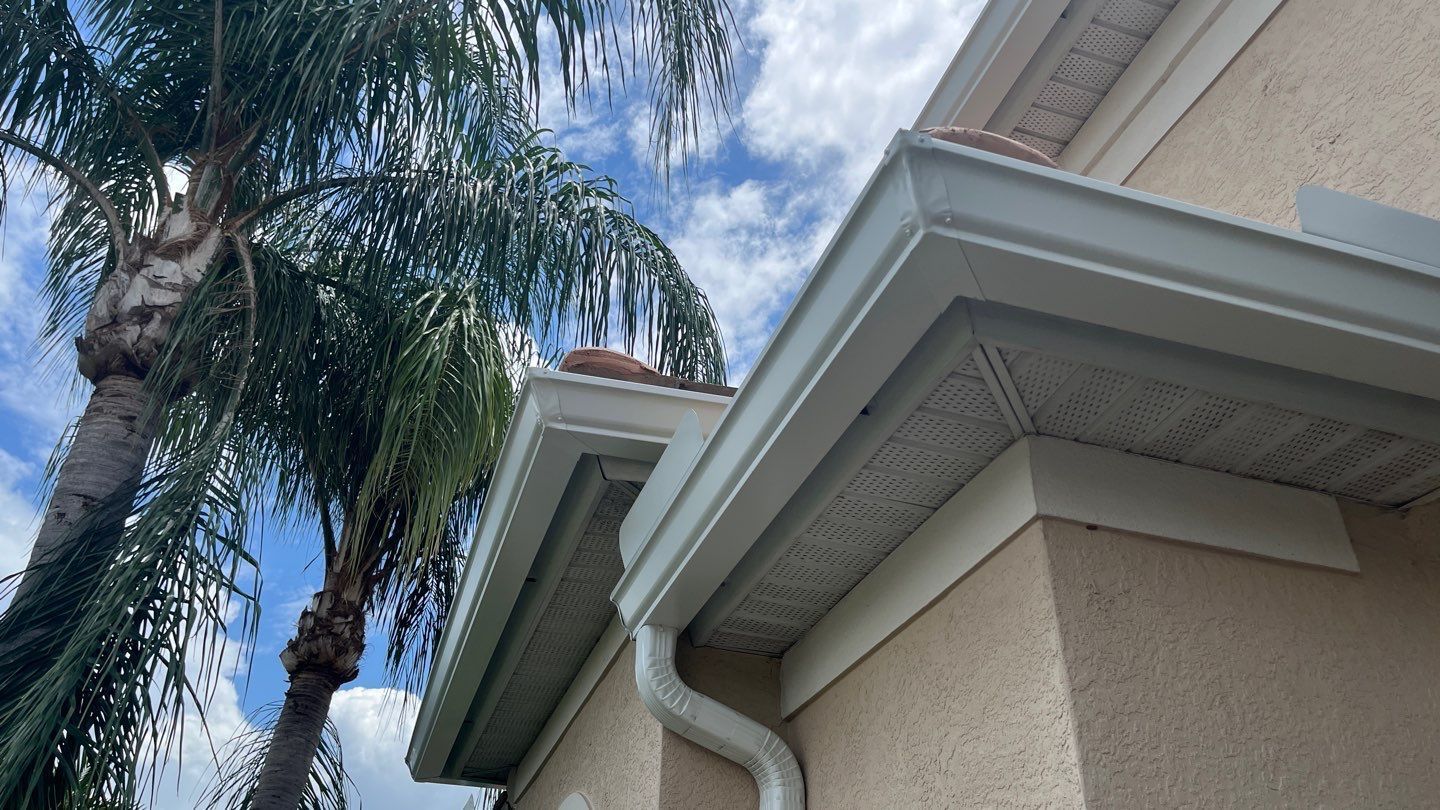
(0, 1, 984, 805)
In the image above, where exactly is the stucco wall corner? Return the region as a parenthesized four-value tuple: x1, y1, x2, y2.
(786, 524, 1085, 808)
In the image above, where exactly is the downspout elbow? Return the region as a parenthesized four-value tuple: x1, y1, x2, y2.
(634, 625, 805, 810)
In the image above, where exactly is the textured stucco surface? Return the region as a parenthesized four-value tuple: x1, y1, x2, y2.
(1126, 0, 1440, 226)
(1043, 503, 1440, 806)
(786, 523, 1086, 808)
(517, 640, 663, 809)
(518, 639, 780, 809)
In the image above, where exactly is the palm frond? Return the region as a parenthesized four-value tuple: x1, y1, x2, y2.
(0, 0, 735, 803)
(0, 241, 268, 808)
(241, 140, 726, 382)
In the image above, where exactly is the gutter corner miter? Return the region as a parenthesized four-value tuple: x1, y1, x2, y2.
(634, 626, 805, 810)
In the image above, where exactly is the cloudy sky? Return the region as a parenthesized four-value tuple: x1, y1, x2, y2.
(0, 0, 983, 805)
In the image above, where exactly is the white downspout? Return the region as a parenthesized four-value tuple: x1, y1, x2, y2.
(634, 625, 805, 809)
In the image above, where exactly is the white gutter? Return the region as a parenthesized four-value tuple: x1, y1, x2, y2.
(612, 130, 1440, 650)
(634, 625, 804, 810)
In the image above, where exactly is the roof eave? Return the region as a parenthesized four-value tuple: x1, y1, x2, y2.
(613, 130, 1440, 641)
(913, 0, 1070, 131)
(407, 369, 729, 782)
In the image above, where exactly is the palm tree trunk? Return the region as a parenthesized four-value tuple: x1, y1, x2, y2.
(3, 373, 156, 630)
(252, 669, 344, 810)
(253, 586, 367, 810)
(2, 207, 218, 635)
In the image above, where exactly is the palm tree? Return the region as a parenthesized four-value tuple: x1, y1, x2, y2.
(209, 263, 706, 807)
(0, 0, 731, 806)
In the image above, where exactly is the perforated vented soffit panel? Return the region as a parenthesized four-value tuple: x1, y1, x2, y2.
(708, 350, 1016, 657)
(1008, 0, 1178, 160)
(707, 342, 1440, 658)
(462, 483, 634, 780)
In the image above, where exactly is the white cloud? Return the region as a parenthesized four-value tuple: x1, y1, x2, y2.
(0, 184, 71, 602)
(150, 649, 252, 810)
(663, 179, 836, 377)
(330, 687, 487, 807)
(647, 0, 986, 375)
(149, 677, 485, 809)
(0, 449, 39, 598)
(527, 1, 990, 376)
(741, 0, 986, 191)
(0, 185, 79, 451)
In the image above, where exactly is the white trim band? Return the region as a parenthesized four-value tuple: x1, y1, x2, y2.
(1060, 0, 1287, 181)
(780, 435, 1355, 717)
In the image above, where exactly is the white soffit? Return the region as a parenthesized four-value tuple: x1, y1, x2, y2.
(918, 0, 1285, 181)
(461, 478, 633, 781)
(408, 370, 729, 783)
(1061, 0, 1287, 181)
(510, 619, 628, 803)
(914, 0, 1071, 132)
(778, 435, 1354, 716)
(694, 300, 1440, 657)
(990, 0, 1180, 161)
(610, 133, 1440, 658)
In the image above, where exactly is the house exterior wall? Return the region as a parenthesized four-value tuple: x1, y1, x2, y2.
(786, 523, 1086, 808)
(517, 641, 664, 810)
(1044, 504, 1440, 806)
(517, 640, 776, 809)
(1125, 0, 1440, 226)
(782, 501, 1440, 806)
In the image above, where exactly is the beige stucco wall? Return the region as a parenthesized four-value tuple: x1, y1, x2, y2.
(787, 522, 1086, 808)
(518, 639, 777, 809)
(518, 641, 664, 810)
(1126, 0, 1440, 226)
(784, 502, 1440, 806)
(1044, 504, 1440, 806)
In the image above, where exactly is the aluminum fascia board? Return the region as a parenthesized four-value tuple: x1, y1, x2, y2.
(610, 147, 985, 633)
(914, 135, 1440, 400)
(408, 370, 729, 780)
